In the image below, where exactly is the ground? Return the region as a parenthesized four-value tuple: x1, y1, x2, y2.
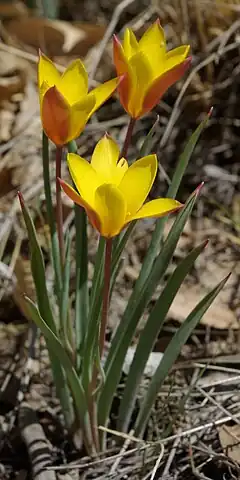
(0, 0, 240, 478)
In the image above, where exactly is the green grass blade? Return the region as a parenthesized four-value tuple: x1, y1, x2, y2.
(24, 297, 89, 425)
(60, 231, 75, 355)
(128, 112, 211, 304)
(117, 240, 208, 433)
(75, 204, 89, 369)
(18, 192, 56, 334)
(134, 273, 230, 437)
(42, 131, 62, 304)
(98, 185, 202, 430)
(67, 140, 89, 370)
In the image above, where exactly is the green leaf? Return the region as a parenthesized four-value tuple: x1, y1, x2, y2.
(19, 193, 74, 426)
(60, 230, 75, 354)
(19, 192, 56, 334)
(130, 113, 210, 306)
(138, 116, 159, 158)
(117, 240, 208, 433)
(98, 186, 202, 431)
(74, 204, 89, 370)
(24, 297, 89, 426)
(134, 273, 230, 437)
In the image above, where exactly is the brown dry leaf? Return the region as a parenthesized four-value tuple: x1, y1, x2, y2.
(218, 424, 240, 463)
(5, 17, 106, 57)
(168, 274, 238, 329)
(0, 1, 27, 19)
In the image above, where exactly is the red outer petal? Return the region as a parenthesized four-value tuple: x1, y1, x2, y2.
(59, 178, 102, 234)
(142, 57, 191, 117)
(42, 86, 70, 146)
(113, 35, 132, 115)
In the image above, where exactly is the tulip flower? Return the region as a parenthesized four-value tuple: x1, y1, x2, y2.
(113, 20, 191, 119)
(59, 135, 182, 238)
(38, 53, 121, 146)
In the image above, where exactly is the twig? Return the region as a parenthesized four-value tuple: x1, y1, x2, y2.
(149, 443, 164, 480)
(89, 0, 136, 80)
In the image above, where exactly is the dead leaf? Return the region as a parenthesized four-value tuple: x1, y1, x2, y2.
(168, 282, 238, 329)
(0, 1, 27, 19)
(4, 17, 106, 57)
(218, 424, 240, 463)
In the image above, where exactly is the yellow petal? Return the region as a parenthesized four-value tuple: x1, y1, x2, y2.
(67, 152, 101, 206)
(142, 57, 191, 115)
(94, 184, 127, 237)
(41, 86, 70, 146)
(128, 51, 152, 118)
(88, 77, 120, 118)
(165, 45, 190, 71)
(91, 135, 128, 184)
(38, 53, 60, 92)
(119, 154, 157, 216)
(68, 94, 95, 142)
(139, 21, 166, 77)
(128, 198, 182, 221)
(59, 179, 101, 233)
(113, 35, 135, 115)
(58, 59, 88, 105)
(123, 28, 139, 60)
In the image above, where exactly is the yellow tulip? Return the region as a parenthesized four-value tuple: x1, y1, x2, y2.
(38, 53, 121, 146)
(59, 135, 182, 238)
(113, 20, 191, 119)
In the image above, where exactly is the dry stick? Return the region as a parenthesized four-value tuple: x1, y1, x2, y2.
(89, 0, 136, 81)
(55, 146, 65, 268)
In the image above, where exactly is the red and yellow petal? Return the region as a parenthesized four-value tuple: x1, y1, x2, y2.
(113, 35, 134, 115)
(142, 57, 191, 116)
(59, 179, 101, 233)
(41, 86, 70, 146)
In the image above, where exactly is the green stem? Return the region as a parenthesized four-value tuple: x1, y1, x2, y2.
(42, 132, 62, 303)
(120, 117, 136, 159)
(99, 238, 112, 358)
(55, 146, 65, 269)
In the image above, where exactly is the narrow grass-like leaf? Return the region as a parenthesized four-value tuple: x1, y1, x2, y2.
(98, 186, 202, 431)
(24, 297, 90, 429)
(42, 131, 62, 304)
(134, 273, 230, 437)
(117, 240, 208, 432)
(67, 140, 89, 370)
(60, 230, 74, 354)
(19, 192, 56, 334)
(138, 116, 159, 158)
(129, 112, 211, 304)
(19, 193, 73, 425)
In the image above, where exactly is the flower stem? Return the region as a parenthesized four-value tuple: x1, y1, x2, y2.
(99, 238, 113, 358)
(120, 117, 136, 159)
(55, 146, 65, 269)
(42, 132, 62, 301)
